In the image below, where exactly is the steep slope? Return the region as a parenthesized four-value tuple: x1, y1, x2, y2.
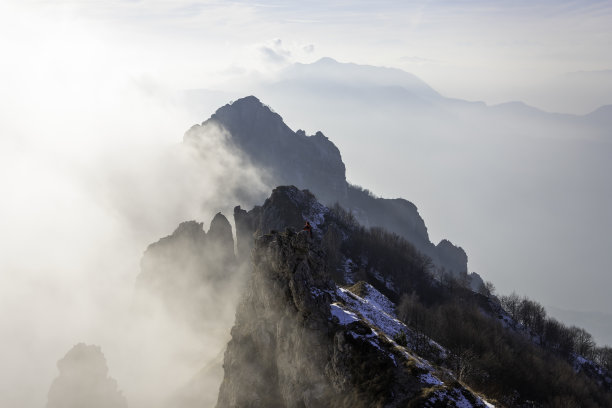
(185, 96, 474, 284)
(217, 228, 491, 407)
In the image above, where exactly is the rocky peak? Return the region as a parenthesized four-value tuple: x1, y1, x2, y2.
(207, 96, 291, 147)
(47, 344, 127, 408)
(207, 212, 235, 262)
(234, 186, 327, 260)
(135, 212, 238, 329)
(436, 239, 468, 275)
(185, 96, 348, 205)
(208, 212, 232, 238)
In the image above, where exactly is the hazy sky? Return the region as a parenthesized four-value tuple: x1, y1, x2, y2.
(1, 1, 611, 406)
(2, 0, 611, 113)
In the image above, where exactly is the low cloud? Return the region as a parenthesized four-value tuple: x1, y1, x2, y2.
(0, 48, 270, 407)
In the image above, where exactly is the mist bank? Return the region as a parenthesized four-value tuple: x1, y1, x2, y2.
(0, 77, 270, 407)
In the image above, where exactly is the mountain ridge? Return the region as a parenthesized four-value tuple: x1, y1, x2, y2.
(185, 95, 477, 285)
(217, 188, 493, 407)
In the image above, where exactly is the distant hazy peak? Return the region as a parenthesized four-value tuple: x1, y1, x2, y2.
(312, 56, 339, 65)
(584, 104, 612, 127)
(284, 57, 441, 99)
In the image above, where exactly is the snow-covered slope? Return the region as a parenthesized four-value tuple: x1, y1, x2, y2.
(330, 282, 494, 407)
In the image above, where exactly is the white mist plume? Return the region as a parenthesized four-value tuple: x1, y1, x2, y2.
(0, 10, 270, 403)
(0, 92, 269, 407)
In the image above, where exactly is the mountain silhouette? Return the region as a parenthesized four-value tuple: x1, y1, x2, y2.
(185, 95, 478, 284)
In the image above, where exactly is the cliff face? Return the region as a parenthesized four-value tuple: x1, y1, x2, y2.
(216, 228, 490, 408)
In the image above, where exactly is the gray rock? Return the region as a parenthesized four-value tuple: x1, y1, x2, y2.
(135, 213, 239, 330)
(46, 344, 127, 408)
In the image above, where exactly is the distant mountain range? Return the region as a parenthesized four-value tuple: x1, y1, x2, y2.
(182, 57, 611, 134)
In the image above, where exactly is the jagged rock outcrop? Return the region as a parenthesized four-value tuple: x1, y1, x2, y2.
(185, 96, 476, 283)
(216, 229, 491, 407)
(135, 213, 240, 330)
(47, 343, 127, 408)
(208, 212, 236, 264)
(436, 239, 468, 276)
(234, 186, 327, 259)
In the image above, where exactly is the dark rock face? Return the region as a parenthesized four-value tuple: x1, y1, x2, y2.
(185, 96, 348, 206)
(135, 213, 238, 329)
(216, 229, 488, 408)
(216, 230, 335, 408)
(436, 239, 468, 276)
(346, 188, 431, 251)
(47, 344, 127, 408)
(216, 230, 406, 408)
(208, 212, 236, 264)
(234, 186, 324, 257)
(185, 96, 470, 280)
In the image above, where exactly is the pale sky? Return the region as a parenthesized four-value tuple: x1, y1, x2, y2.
(2, 0, 611, 113)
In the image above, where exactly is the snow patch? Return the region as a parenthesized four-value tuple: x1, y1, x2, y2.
(573, 353, 606, 376)
(360, 283, 396, 317)
(419, 372, 443, 386)
(336, 286, 405, 339)
(330, 303, 359, 325)
(336, 285, 447, 360)
(303, 200, 328, 230)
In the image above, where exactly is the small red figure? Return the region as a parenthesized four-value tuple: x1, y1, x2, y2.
(303, 221, 313, 237)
